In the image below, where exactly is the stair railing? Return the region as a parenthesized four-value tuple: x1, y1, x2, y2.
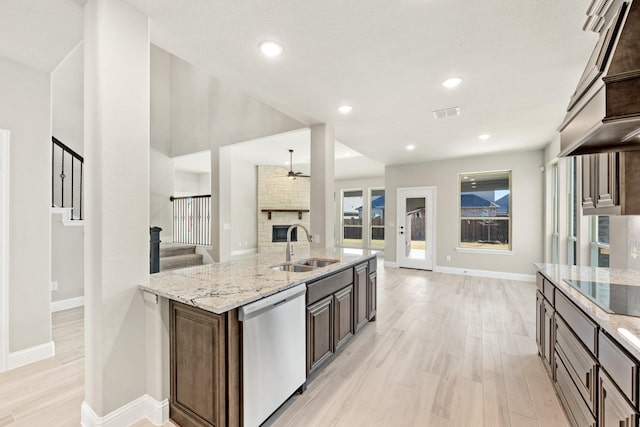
(51, 137, 84, 220)
(170, 194, 211, 246)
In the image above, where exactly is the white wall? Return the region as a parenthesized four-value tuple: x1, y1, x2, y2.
(385, 149, 545, 275)
(230, 158, 257, 253)
(84, 0, 149, 416)
(174, 170, 210, 196)
(51, 215, 84, 303)
(52, 41, 84, 155)
(335, 176, 385, 248)
(0, 56, 52, 353)
(150, 148, 174, 242)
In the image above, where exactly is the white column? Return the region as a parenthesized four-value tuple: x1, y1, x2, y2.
(210, 146, 232, 262)
(310, 124, 335, 247)
(0, 130, 9, 372)
(83, 0, 150, 418)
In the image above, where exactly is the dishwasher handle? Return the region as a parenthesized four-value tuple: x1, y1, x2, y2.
(239, 283, 306, 321)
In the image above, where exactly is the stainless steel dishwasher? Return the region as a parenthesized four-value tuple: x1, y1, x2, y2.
(238, 283, 307, 427)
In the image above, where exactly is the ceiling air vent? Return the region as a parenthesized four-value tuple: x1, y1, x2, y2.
(432, 106, 461, 119)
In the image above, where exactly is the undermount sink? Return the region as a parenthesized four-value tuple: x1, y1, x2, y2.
(271, 258, 340, 272)
(295, 258, 340, 268)
(270, 263, 315, 273)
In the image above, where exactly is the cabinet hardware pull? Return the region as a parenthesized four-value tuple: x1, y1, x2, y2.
(586, 370, 590, 389)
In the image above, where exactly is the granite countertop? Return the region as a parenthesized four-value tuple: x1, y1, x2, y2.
(140, 247, 378, 314)
(535, 263, 640, 360)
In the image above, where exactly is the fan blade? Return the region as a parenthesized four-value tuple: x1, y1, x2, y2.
(294, 172, 311, 178)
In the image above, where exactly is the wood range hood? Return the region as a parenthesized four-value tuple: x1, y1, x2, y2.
(559, 0, 640, 156)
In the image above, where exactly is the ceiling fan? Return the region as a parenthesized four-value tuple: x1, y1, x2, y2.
(286, 149, 310, 179)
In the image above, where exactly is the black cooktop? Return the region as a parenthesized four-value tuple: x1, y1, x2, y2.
(563, 279, 640, 318)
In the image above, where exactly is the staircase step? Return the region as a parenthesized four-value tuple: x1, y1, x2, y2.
(160, 253, 203, 271)
(160, 244, 196, 257)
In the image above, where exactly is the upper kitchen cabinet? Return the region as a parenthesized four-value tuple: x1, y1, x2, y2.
(581, 150, 640, 214)
(559, 0, 640, 156)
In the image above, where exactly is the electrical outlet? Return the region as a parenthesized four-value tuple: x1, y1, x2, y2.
(314, 234, 320, 243)
(50, 281, 58, 291)
(446, 255, 451, 262)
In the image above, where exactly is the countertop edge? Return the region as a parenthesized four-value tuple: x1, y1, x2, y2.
(535, 263, 640, 361)
(139, 253, 377, 315)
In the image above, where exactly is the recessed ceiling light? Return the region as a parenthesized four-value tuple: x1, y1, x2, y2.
(406, 145, 415, 151)
(259, 41, 283, 57)
(442, 77, 462, 88)
(338, 105, 353, 114)
(470, 178, 475, 181)
(463, 176, 469, 179)
(478, 134, 491, 140)
(344, 152, 351, 157)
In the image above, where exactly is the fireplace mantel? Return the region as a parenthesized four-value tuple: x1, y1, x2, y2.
(261, 209, 310, 220)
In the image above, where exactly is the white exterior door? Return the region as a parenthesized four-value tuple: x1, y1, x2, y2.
(397, 187, 435, 270)
(0, 129, 10, 372)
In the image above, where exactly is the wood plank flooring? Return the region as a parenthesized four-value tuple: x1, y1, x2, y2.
(1, 262, 569, 426)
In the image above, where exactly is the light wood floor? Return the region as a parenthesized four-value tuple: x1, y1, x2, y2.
(1, 263, 569, 427)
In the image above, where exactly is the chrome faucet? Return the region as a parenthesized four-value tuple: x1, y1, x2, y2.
(286, 224, 313, 262)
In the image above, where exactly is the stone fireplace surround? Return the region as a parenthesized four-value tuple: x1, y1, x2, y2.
(257, 165, 310, 253)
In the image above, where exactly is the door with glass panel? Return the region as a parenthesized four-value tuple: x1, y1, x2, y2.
(397, 187, 435, 270)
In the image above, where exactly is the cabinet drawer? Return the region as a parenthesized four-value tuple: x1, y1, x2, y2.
(599, 331, 639, 407)
(307, 268, 353, 305)
(555, 352, 597, 427)
(543, 277, 555, 305)
(555, 291, 597, 354)
(600, 369, 638, 427)
(537, 273, 544, 292)
(368, 258, 377, 273)
(556, 316, 597, 411)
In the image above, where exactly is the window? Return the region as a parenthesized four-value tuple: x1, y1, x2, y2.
(369, 188, 385, 248)
(459, 170, 511, 251)
(567, 157, 578, 265)
(591, 215, 610, 267)
(551, 163, 559, 263)
(342, 190, 363, 246)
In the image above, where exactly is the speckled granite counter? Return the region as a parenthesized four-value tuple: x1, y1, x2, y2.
(535, 263, 640, 360)
(140, 247, 378, 314)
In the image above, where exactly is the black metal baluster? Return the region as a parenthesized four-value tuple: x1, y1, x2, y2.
(71, 158, 75, 219)
(80, 162, 83, 220)
(60, 150, 65, 207)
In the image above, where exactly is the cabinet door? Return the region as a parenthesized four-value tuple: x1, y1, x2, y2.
(536, 291, 544, 358)
(582, 155, 596, 211)
(543, 300, 554, 376)
(367, 271, 377, 321)
(307, 295, 334, 375)
(334, 285, 354, 351)
(596, 152, 619, 209)
(600, 370, 638, 427)
(170, 301, 227, 427)
(354, 263, 368, 332)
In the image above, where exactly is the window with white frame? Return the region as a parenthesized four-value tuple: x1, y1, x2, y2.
(551, 163, 559, 264)
(369, 188, 385, 248)
(567, 157, 578, 265)
(459, 171, 511, 250)
(590, 215, 610, 267)
(342, 190, 363, 246)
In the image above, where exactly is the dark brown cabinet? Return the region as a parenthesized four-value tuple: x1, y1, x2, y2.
(169, 301, 240, 427)
(599, 370, 638, 427)
(307, 295, 334, 374)
(305, 257, 377, 377)
(367, 270, 377, 321)
(581, 151, 640, 215)
(334, 285, 354, 351)
(354, 263, 368, 332)
(543, 298, 555, 375)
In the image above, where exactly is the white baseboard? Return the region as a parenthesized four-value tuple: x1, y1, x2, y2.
(51, 296, 84, 312)
(81, 394, 169, 427)
(383, 261, 398, 268)
(8, 341, 55, 370)
(231, 247, 257, 256)
(433, 265, 535, 282)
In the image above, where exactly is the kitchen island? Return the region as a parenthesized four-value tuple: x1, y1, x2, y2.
(535, 263, 640, 427)
(140, 247, 378, 427)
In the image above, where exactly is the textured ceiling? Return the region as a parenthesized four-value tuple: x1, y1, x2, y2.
(0, 0, 598, 167)
(126, 0, 598, 165)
